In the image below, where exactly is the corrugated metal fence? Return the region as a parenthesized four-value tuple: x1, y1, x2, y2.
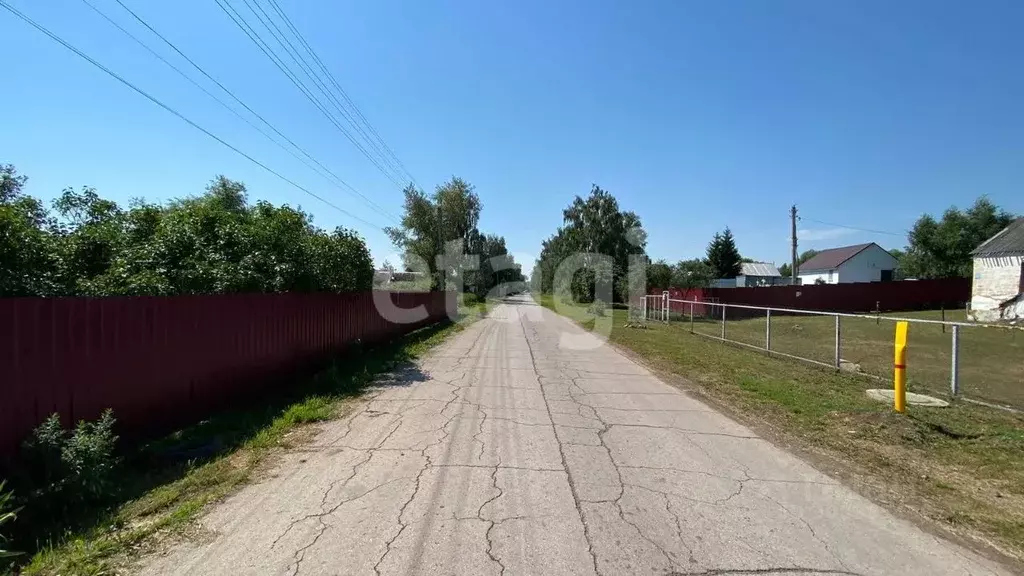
(653, 278, 970, 318)
(0, 291, 452, 457)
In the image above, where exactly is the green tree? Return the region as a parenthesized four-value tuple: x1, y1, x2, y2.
(671, 259, 715, 289)
(533, 185, 647, 302)
(778, 248, 819, 278)
(705, 227, 742, 279)
(647, 259, 673, 292)
(0, 165, 59, 297)
(386, 178, 482, 290)
(386, 177, 521, 295)
(901, 197, 1015, 278)
(0, 166, 374, 297)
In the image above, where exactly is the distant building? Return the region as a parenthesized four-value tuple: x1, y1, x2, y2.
(736, 262, 783, 287)
(969, 218, 1024, 322)
(797, 243, 898, 285)
(373, 269, 429, 289)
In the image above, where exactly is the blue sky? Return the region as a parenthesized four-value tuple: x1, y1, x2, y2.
(4, 0, 1023, 276)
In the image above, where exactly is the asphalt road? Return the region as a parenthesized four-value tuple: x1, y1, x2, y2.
(141, 295, 1010, 576)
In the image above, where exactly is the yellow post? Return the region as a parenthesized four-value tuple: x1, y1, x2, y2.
(894, 321, 908, 413)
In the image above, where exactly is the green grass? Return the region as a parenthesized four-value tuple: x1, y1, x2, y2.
(538, 293, 1024, 562)
(18, 300, 492, 576)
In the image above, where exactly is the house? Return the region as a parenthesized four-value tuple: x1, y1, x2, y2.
(736, 262, 783, 287)
(797, 242, 898, 285)
(969, 218, 1024, 322)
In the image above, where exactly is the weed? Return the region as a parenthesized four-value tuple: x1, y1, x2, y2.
(1, 481, 22, 569)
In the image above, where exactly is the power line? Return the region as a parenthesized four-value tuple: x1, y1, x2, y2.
(79, 0, 398, 226)
(0, 0, 387, 232)
(800, 216, 908, 237)
(105, 0, 401, 223)
(215, 0, 409, 190)
(265, 0, 417, 186)
(246, 0, 409, 186)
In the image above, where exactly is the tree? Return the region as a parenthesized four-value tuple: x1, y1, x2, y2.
(0, 165, 59, 297)
(901, 197, 1015, 278)
(386, 177, 521, 296)
(647, 259, 673, 292)
(385, 178, 482, 290)
(779, 248, 819, 278)
(0, 166, 375, 297)
(533, 185, 648, 302)
(671, 259, 715, 289)
(705, 228, 742, 279)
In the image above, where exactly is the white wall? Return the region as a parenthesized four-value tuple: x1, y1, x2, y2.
(970, 256, 1023, 316)
(798, 270, 836, 285)
(836, 244, 899, 283)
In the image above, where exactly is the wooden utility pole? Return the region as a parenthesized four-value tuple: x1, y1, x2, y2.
(790, 205, 798, 284)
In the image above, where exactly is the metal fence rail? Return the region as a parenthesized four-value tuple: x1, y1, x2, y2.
(641, 294, 1024, 411)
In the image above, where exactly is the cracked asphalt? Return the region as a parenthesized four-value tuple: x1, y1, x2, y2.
(139, 295, 1012, 576)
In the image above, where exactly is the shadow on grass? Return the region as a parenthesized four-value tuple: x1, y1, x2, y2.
(7, 317, 458, 565)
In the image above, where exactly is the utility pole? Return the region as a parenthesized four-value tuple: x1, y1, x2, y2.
(436, 197, 444, 291)
(790, 205, 798, 284)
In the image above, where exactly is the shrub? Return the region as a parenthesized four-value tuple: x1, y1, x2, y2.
(19, 410, 119, 527)
(586, 299, 608, 317)
(0, 481, 21, 563)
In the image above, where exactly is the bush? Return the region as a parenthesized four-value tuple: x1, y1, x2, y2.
(0, 481, 20, 564)
(18, 411, 119, 531)
(586, 299, 608, 317)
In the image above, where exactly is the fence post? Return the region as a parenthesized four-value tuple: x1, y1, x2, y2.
(765, 309, 771, 351)
(642, 296, 647, 321)
(663, 291, 669, 322)
(721, 304, 726, 340)
(834, 315, 841, 370)
(689, 301, 694, 333)
(950, 325, 960, 396)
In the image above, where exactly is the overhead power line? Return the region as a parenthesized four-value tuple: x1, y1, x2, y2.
(800, 216, 908, 237)
(214, 0, 411, 191)
(102, 0, 401, 224)
(245, 0, 410, 186)
(264, 0, 417, 186)
(0, 0, 387, 231)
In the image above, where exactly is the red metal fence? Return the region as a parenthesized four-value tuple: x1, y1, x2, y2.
(653, 278, 971, 317)
(0, 291, 453, 457)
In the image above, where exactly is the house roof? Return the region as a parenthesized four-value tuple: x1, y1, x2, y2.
(799, 243, 882, 272)
(972, 218, 1024, 258)
(740, 262, 781, 277)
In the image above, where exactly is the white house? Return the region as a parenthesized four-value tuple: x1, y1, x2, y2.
(797, 243, 898, 285)
(969, 218, 1024, 322)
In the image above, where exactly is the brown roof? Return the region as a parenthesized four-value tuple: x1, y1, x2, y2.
(799, 243, 878, 272)
(971, 218, 1024, 258)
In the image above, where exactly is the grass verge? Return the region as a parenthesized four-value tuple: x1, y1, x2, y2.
(538, 294, 1024, 564)
(18, 300, 494, 576)
(696, 307, 1022, 407)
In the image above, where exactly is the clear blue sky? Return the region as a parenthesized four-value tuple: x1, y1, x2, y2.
(4, 0, 1023, 275)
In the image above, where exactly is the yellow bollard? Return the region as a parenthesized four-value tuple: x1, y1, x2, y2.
(894, 321, 908, 413)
